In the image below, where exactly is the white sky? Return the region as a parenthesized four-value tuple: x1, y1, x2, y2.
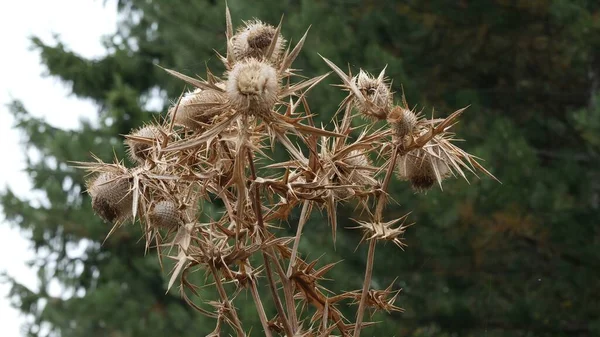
(0, 1, 118, 336)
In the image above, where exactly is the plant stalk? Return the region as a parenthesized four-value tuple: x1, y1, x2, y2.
(209, 265, 245, 337)
(353, 239, 376, 337)
(249, 279, 274, 337)
(287, 200, 310, 277)
(353, 145, 400, 337)
(247, 150, 295, 337)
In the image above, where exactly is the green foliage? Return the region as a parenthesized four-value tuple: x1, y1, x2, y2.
(3, 0, 600, 336)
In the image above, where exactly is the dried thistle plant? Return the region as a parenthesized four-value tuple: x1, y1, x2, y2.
(75, 6, 497, 337)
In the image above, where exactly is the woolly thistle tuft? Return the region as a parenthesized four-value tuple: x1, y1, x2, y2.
(226, 58, 279, 116)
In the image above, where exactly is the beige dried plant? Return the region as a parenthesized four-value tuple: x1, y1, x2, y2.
(231, 20, 286, 63)
(75, 6, 497, 337)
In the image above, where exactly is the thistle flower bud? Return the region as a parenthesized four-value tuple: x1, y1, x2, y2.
(88, 172, 133, 223)
(148, 200, 182, 229)
(169, 87, 227, 131)
(226, 58, 279, 116)
(388, 106, 418, 139)
(354, 70, 393, 119)
(125, 125, 163, 164)
(397, 150, 450, 192)
(231, 20, 285, 63)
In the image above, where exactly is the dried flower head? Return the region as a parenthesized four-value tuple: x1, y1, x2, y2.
(388, 106, 418, 139)
(148, 200, 182, 229)
(320, 57, 393, 121)
(340, 150, 378, 187)
(169, 87, 227, 130)
(354, 69, 393, 119)
(124, 125, 164, 164)
(87, 172, 133, 223)
(231, 20, 285, 63)
(226, 58, 279, 116)
(397, 149, 451, 192)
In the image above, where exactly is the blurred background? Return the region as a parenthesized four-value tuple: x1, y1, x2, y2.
(1, 0, 599, 336)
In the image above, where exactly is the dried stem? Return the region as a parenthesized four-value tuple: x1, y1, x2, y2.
(287, 199, 311, 277)
(247, 149, 295, 337)
(209, 265, 245, 337)
(272, 249, 299, 330)
(262, 251, 294, 336)
(353, 239, 377, 337)
(353, 145, 400, 337)
(249, 278, 274, 337)
(374, 146, 401, 222)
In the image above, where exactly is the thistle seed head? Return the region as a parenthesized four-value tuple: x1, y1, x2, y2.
(231, 20, 285, 63)
(148, 200, 182, 229)
(343, 150, 377, 186)
(343, 149, 371, 168)
(125, 125, 164, 164)
(388, 106, 418, 139)
(87, 172, 133, 223)
(354, 69, 393, 119)
(169, 87, 227, 130)
(397, 150, 450, 192)
(226, 58, 279, 116)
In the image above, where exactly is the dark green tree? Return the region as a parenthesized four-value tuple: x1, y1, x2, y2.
(3, 0, 599, 336)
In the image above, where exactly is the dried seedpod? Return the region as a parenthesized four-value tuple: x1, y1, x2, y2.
(125, 125, 164, 164)
(148, 200, 183, 229)
(226, 58, 279, 116)
(169, 87, 228, 131)
(231, 20, 285, 63)
(354, 69, 393, 119)
(341, 150, 378, 187)
(388, 106, 418, 140)
(397, 150, 450, 192)
(87, 172, 133, 223)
